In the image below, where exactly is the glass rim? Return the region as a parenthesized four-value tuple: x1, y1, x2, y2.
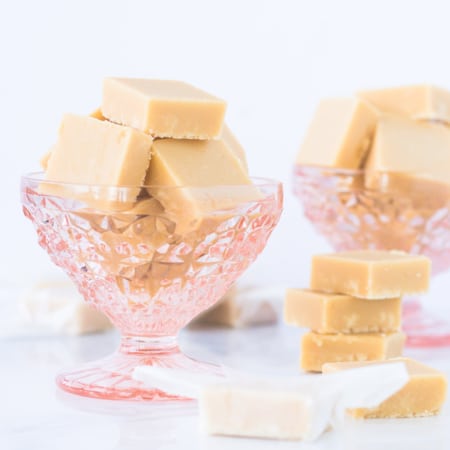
(21, 171, 282, 191)
(293, 163, 445, 178)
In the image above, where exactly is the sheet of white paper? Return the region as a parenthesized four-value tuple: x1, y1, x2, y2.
(132, 362, 409, 441)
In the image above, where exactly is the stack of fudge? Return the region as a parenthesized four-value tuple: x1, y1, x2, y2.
(285, 250, 431, 373)
(40, 78, 253, 231)
(296, 85, 450, 205)
(285, 251, 449, 418)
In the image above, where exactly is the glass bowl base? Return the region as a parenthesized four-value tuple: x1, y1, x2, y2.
(56, 340, 223, 401)
(403, 300, 450, 347)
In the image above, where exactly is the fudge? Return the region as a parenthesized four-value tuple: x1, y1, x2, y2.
(365, 114, 450, 185)
(41, 114, 153, 205)
(200, 382, 315, 440)
(323, 358, 448, 418)
(301, 331, 405, 372)
(296, 98, 378, 168)
(284, 288, 401, 333)
(102, 78, 226, 139)
(144, 137, 257, 231)
(20, 281, 112, 335)
(193, 285, 278, 328)
(358, 84, 450, 123)
(310, 251, 430, 299)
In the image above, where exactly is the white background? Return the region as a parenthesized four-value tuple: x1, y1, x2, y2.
(3, 0, 450, 289)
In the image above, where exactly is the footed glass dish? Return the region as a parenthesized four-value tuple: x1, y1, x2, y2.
(293, 164, 450, 347)
(21, 173, 283, 400)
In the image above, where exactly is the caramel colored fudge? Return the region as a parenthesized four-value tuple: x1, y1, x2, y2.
(296, 98, 378, 168)
(41, 114, 153, 204)
(323, 358, 448, 418)
(301, 331, 405, 372)
(365, 115, 450, 185)
(310, 251, 430, 299)
(102, 78, 226, 139)
(358, 85, 450, 123)
(284, 288, 401, 333)
(145, 138, 257, 230)
(40, 109, 106, 171)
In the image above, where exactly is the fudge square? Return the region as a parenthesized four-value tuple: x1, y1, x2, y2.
(200, 382, 314, 440)
(323, 358, 448, 418)
(284, 288, 401, 333)
(144, 137, 257, 232)
(310, 250, 430, 299)
(102, 78, 227, 139)
(40, 114, 153, 206)
(301, 331, 405, 372)
(357, 84, 450, 123)
(365, 114, 450, 185)
(295, 97, 378, 169)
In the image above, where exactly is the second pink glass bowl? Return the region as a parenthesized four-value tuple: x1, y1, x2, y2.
(293, 164, 450, 347)
(21, 174, 283, 401)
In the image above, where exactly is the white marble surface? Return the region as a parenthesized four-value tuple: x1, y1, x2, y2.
(1, 292, 449, 450)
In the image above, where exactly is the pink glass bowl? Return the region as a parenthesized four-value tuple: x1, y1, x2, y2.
(293, 164, 450, 347)
(21, 173, 283, 400)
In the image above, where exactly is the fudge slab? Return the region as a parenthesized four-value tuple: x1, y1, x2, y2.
(358, 84, 450, 123)
(296, 98, 378, 168)
(194, 285, 277, 328)
(21, 281, 112, 335)
(323, 358, 448, 418)
(41, 114, 153, 204)
(284, 288, 401, 333)
(102, 78, 226, 139)
(300, 331, 405, 372)
(200, 382, 313, 440)
(144, 138, 257, 231)
(310, 251, 430, 299)
(365, 114, 450, 185)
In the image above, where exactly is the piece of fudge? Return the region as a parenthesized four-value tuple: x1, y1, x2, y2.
(284, 288, 401, 333)
(20, 281, 112, 335)
(102, 78, 226, 139)
(323, 358, 448, 418)
(144, 138, 258, 232)
(358, 84, 450, 123)
(296, 98, 378, 168)
(193, 285, 278, 328)
(365, 114, 450, 186)
(310, 251, 430, 299)
(200, 381, 316, 440)
(41, 114, 153, 206)
(300, 331, 405, 372)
